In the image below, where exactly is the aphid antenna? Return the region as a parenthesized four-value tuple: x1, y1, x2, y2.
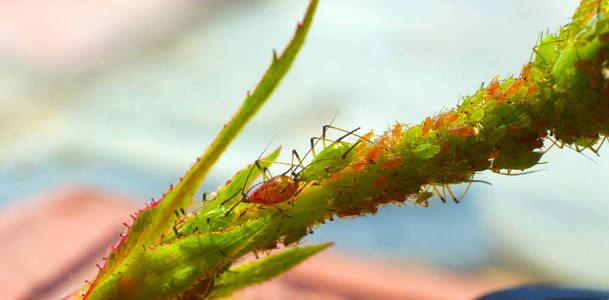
(493, 169, 546, 176)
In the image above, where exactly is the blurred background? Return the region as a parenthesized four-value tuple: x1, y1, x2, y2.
(2, 0, 609, 299)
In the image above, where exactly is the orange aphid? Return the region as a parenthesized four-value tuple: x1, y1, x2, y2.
(487, 80, 500, 97)
(422, 117, 433, 136)
(382, 157, 403, 170)
(495, 91, 508, 102)
(527, 85, 538, 95)
(443, 111, 459, 123)
(507, 80, 524, 96)
(520, 64, 531, 80)
(489, 151, 499, 159)
(366, 145, 384, 162)
(328, 172, 342, 182)
(433, 116, 445, 130)
(350, 158, 368, 171)
(392, 122, 402, 138)
(356, 131, 374, 157)
(372, 175, 389, 189)
(447, 124, 476, 137)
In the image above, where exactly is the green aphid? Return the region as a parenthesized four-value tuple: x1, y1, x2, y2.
(492, 151, 544, 171)
(471, 109, 485, 122)
(296, 141, 358, 182)
(413, 143, 441, 159)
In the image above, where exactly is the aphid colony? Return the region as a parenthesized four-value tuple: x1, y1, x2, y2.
(210, 119, 489, 220)
(172, 7, 609, 245)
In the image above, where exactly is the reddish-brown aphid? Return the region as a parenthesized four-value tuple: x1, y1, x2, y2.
(487, 80, 500, 97)
(248, 175, 299, 205)
(447, 124, 476, 137)
(599, 32, 609, 43)
(422, 117, 433, 136)
(382, 157, 403, 170)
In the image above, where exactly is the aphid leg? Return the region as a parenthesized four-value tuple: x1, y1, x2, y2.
(224, 197, 246, 217)
(456, 177, 474, 204)
(289, 149, 306, 176)
(323, 125, 373, 144)
(340, 141, 361, 160)
(594, 136, 607, 153)
(445, 185, 459, 203)
(432, 184, 446, 203)
(255, 160, 274, 181)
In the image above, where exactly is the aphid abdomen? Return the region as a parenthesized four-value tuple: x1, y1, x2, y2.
(249, 175, 299, 205)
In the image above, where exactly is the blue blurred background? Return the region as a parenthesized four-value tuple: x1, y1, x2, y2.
(2, 0, 608, 288)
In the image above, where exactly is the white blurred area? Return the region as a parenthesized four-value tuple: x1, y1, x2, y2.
(1, 0, 608, 287)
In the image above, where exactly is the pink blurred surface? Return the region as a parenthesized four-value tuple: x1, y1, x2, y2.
(0, 0, 203, 70)
(0, 186, 518, 300)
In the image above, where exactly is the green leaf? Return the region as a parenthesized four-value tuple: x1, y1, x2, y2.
(209, 243, 332, 299)
(165, 147, 281, 240)
(87, 218, 272, 300)
(85, 0, 319, 296)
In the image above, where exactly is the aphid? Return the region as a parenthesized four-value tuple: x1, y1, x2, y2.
(413, 143, 441, 159)
(381, 157, 403, 170)
(495, 91, 508, 102)
(507, 79, 524, 96)
(432, 177, 491, 204)
(520, 64, 531, 80)
(447, 124, 476, 137)
(422, 117, 433, 136)
(487, 80, 500, 97)
(223, 125, 367, 216)
(443, 111, 460, 123)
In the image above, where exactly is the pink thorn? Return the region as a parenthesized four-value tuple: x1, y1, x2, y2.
(96, 264, 102, 270)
